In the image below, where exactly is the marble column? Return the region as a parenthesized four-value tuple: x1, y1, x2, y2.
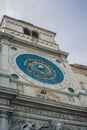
(0, 111, 9, 130)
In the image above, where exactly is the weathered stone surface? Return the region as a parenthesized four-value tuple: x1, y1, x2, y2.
(0, 16, 87, 130)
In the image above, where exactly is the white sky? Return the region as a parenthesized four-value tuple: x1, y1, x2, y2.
(0, 0, 87, 65)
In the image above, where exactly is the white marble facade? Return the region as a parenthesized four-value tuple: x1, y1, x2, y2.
(0, 15, 87, 130)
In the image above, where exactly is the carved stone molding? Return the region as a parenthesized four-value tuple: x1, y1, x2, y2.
(9, 117, 87, 130)
(9, 118, 64, 130)
(0, 98, 10, 105)
(11, 104, 87, 123)
(36, 88, 62, 102)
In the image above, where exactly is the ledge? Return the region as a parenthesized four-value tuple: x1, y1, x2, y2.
(14, 94, 87, 113)
(0, 86, 19, 98)
(0, 32, 69, 58)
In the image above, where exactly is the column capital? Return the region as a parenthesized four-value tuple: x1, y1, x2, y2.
(0, 110, 9, 119)
(0, 110, 12, 130)
(0, 109, 13, 118)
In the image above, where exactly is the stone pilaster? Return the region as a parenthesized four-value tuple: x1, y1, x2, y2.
(0, 110, 9, 130)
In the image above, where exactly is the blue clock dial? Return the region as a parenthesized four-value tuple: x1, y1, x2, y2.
(16, 54, 64, 84)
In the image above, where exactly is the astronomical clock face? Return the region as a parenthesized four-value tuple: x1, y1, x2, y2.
(16, 54, 64, 84)
(9, 48, 69, 90)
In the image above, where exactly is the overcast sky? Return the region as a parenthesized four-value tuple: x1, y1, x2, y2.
(0, 0, 87, 65)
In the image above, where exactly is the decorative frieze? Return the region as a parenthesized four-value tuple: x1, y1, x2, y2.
(0, 98, 10, 105)
(11, 104, 87, 123)
(9, 117, 87, 130)
(9, 118, 64, 130)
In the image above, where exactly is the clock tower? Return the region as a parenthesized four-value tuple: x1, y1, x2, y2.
(0, 15, 87, 130)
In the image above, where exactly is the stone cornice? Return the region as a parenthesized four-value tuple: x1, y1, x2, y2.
(10, 95, 87, 124)
(0, 106, 14, 113)
(0, 32, 69, 58)
(1, 15, 56, 36)
(70, 64, 87, 70)
(70, 64, 87, 75)
(14, 94, 87, 113)
(0, 86, 19, 98)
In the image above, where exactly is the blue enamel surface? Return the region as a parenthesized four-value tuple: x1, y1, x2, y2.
(11, 74, 19, 79)
(68, 87, 74, 93)
(16, 54, 64, 84)
(11, 47, 17, 51)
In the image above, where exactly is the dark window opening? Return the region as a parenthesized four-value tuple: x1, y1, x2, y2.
(24, 28, 30, 35)
(32, 31, 39, 38)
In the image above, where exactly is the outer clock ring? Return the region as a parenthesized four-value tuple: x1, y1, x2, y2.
(9, 51, 69, 90)
(16, 54, 64, 84)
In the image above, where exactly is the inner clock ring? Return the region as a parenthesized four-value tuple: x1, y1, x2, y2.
(24, 59, 56, 79)
(16, 54, 64, 84)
